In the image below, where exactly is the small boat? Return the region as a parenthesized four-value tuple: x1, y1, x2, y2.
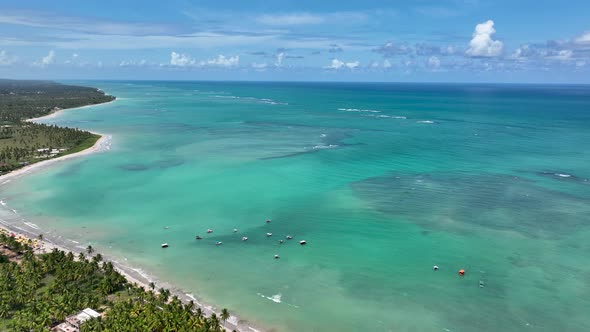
(164, 226, 169, 229)
(195, 235, 202, 240)
(161, 243, 169, 248)
(215, 241, 223, 246)
(274, 254, 280, 259)
(286, 235, 293, 240)
(266, 233, 273, 237)
(299, 240, 307, 245)
(233, 228, 238, 233)
(278, 240, 284, 244)
(266, 219, 271, 223)
(207, 229, 213, 233)
(242, 236, 248, 241)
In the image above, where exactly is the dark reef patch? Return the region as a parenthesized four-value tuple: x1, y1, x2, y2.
(351, 172, 590, 239)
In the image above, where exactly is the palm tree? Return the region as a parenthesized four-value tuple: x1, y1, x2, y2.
(220, 308, 230, 323)
(149, 282, 155, 291)
(37, 234, 43, 241)
(86, 245, 94, 255)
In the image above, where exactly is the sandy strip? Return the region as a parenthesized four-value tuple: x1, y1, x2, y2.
(1, 99, 118, 182)
(0, 222, 249, 332)
(0, 134, 112, 183)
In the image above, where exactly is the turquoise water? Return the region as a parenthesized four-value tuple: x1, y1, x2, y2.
(1, 82, 590, 331)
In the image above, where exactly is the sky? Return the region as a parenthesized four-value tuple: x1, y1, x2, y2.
(0, 0, 589, 83)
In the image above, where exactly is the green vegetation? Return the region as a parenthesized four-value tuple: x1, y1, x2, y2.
(0, 232, 233, 332)
(0, 79, 115, 174)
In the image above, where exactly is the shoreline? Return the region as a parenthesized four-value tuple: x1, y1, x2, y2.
(0, 221, 247, 332)
(1, 98, 118, 181)
(0, 93, 262, 332)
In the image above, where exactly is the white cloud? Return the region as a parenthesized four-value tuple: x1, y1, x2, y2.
(546, 50, 573, 61)
(345, 61, 360, 69)
(428, 56, 441, 68)
(120, 59, 148, 67)
(466, 20, 503, 57)
(33, 50, 55, 67)
(325, 58, 360, 70)
(200, 55, 239, 67)
(42, 50, 55, 65)
(251, 62, 268, 69)
(72, 53, 79, 58)
(575, 32, 590, 44)
(257, 13, 324, 26)
(326, 58, 345, 69)
(383, 59, 392, 69)
(170, 51, 194, 66)
(275, 52, 285, 67)
(0, 50, 17, 65)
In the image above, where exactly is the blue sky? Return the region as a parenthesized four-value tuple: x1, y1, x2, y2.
(0, 0, 589, 82)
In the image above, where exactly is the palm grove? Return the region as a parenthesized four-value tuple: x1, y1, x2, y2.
(0, 233, 232, 331)
(0, 79, 115, 173)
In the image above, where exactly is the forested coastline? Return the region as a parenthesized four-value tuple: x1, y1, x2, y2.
(0, 232, 232, 332)
(0, 79, 115, 174)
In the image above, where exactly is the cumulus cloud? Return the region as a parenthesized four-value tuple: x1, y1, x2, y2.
(42, 50, 55, 64)
(428, 56, 441, 68)
(275, 52, 284, 67)
(575, 32, 590, 44)
(383, 59, 392, 69)
(257, 13, 323, 26)
(345, 61, 360, 69)
(251, 62, 268, 69)
(120, 59, 148, 67)
(466, 20, 503, 57)
(546, 50, 573, 61)
(170, 51, 194, 66)
(0, 50, 17, 65)
(200, 54, 239, 67)
(325, 58, 360, 70)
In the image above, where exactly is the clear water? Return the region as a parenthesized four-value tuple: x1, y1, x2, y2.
(1, 82, 589, 331)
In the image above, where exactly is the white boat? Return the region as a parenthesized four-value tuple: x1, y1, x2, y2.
(207, 229, 213, 233)
(286, 235, 293, 240)
(299, 240, 307, 245)
(266, 232, 272, 237)
(215, 241, 223, 246)
(233, 228, 238, 233)
(274, 254, 280, 259)
(242, 237, 248, 241)
(161, 243, 169, 248)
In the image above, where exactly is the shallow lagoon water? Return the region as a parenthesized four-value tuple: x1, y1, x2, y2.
(1, 82, 590, 331)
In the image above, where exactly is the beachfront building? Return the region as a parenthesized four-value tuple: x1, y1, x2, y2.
(52, 308, 101, 332)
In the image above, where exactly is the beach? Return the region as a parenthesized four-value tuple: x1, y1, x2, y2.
(0, 97, 256, 332)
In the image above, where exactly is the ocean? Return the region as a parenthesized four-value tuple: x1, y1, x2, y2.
(1, 81, 589, 331)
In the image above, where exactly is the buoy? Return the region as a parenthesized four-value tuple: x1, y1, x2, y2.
(299, 240, 307, 245)
(161, 243, 169, 248)
(458, 269, 465, 276)
(274, 254, 280, 259)
(266, 233, 272, 237)
(279, 240, 284, 244)
(433, 265, 439, 271)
